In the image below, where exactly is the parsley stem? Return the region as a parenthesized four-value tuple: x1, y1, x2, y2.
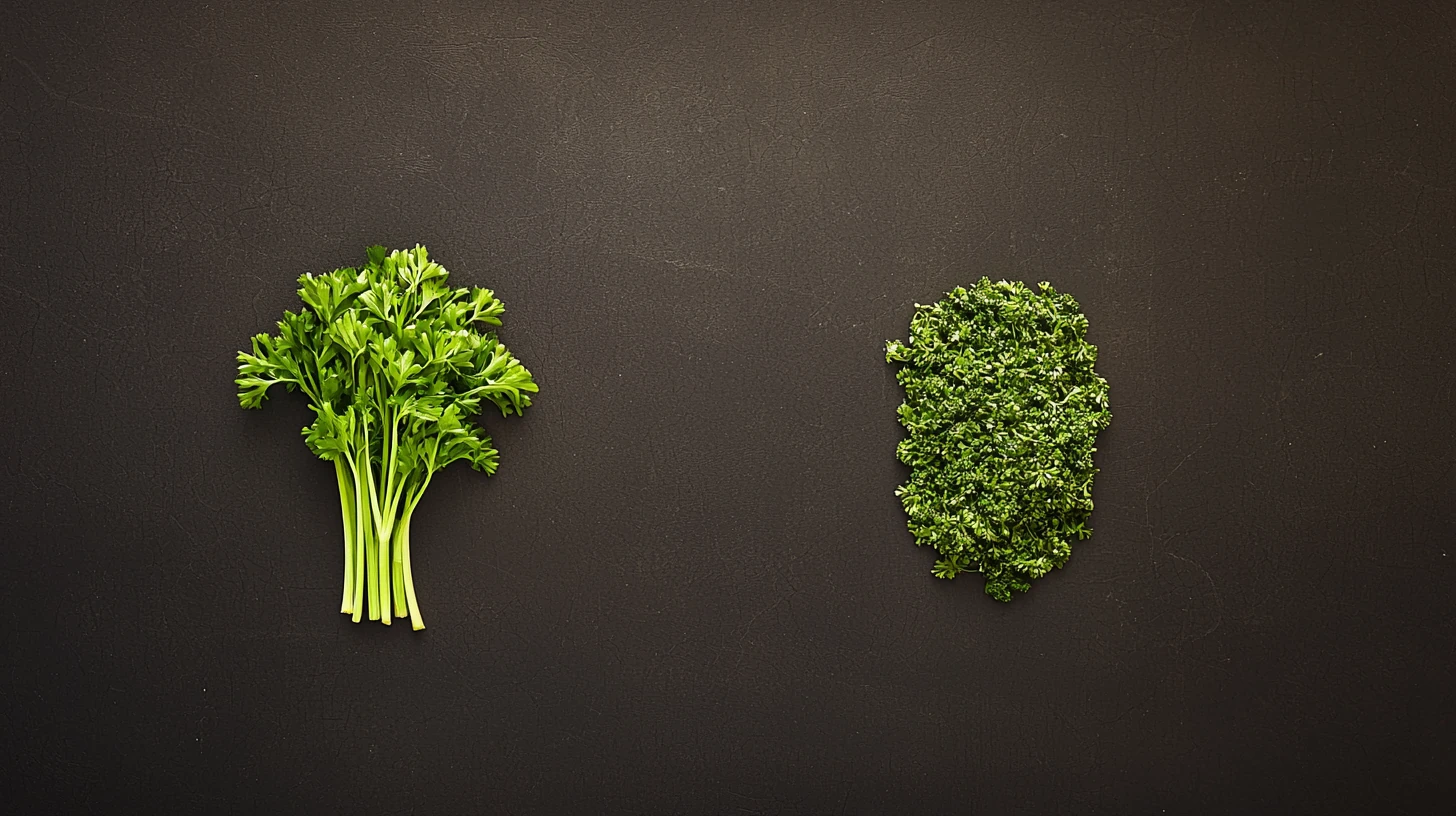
(399, 504, 424, 631)
(362, 423, 381, 621)
(392, 546, 407, 618)
(377, 489, 393, 625)
(336, 459, 355, 615)
(348, 452, 366, 623)
(376, 405, 403, 624)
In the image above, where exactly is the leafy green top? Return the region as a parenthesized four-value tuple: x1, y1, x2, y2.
(236, 245, 537, 481)
(886, 279, 1111, 601)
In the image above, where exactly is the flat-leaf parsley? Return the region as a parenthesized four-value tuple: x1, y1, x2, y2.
(237, 245, 537, 629)
(886, 279, 1111, 601)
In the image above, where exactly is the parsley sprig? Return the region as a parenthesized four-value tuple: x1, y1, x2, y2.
(237, 245, 537, 629)
(886, 279, 1111, 601)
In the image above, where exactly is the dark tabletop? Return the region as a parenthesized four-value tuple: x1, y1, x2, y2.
(3, 1, 1454, 813)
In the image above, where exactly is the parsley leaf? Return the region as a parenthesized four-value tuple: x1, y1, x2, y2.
(237, 246, 537, 629)
(886, 279, 1111, 601)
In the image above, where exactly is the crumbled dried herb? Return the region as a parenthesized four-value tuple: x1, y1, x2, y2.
(887, 279, 1111, 601)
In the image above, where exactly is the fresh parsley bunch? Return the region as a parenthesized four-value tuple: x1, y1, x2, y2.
(237, 245, 537, 629)
(886, 279, 1110, 601)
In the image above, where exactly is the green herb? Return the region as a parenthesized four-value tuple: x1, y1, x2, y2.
(237, 245, 537, 629)
(886, 279, 1111, 601)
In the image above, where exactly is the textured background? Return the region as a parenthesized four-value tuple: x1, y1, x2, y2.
(3, 1, 1454, 812)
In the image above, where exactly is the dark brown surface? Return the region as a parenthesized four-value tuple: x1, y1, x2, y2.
(3, 1, 1454, 812)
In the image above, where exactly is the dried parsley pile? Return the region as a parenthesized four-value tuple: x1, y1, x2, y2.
(886, 279, 1111, 601)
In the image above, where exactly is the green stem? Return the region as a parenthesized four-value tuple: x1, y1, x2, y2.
(399, 503, 424, 631)
(371, 458, 391, 625)
(347, 452, 366, 623)
(367, 416, 387, 532)
(392, 546, 408, 618)
(376, 406, 402, 625)
(361, 419, 380, 622)
(388, 472, 411, 618)
(385, 406, 400, 514)
(399, 472, 435, 631)
(336, 459, 355, 615)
